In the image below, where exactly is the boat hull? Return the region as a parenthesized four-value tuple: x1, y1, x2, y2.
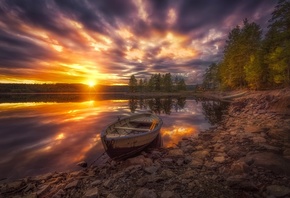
(101, 113, 163, 160)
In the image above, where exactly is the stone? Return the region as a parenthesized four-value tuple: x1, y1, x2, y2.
(180, 170, 196, 179)
(161, 190, 180, 198)
(77, 161, 88, 168)
(266, 185, 290, 197)
(91, 180, 102, 187)
(36, 184, 51, 196)
(168, 149, 184, 157)
(144, 166, 159, 174)
(133, 188, 157, 198)
(64, 180, 80, 189)
(103, 179, 114, 189)
(84, 187, 99, 198)
(160, 169, 176, 178)
(244, 126, 261, 133)
(52, 189, 65, 198)
(230, 161, 249, 175)
(252, 136, 267, 143)
(245, 152, 290, 176)
(227, 147, 245, 158)
(161, 158, 174, 164)
(283, 148, 290, 156)
(136, 177, 148, 186)
(7, 180, 23, 189)
(125, 155, 153, 167)
(191, 150, 210, 159)
(213, 156, 225, 163)
(189, 158, 204, 168)
(226, 175, 257, 191)
(33, 173, 53, 182)
(23, 193, 37, 198)
(107, 193, 118, 198)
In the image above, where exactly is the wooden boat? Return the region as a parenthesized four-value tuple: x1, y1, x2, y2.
(101, 113, 163, 160)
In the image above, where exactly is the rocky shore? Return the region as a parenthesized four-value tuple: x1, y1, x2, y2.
(1, 88, 290, 198)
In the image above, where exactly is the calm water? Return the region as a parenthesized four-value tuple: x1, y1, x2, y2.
(0, 94, 228, 180)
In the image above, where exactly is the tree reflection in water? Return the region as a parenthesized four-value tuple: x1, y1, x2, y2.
(128, 97, 187, 115)
(201, 100, 230, 125)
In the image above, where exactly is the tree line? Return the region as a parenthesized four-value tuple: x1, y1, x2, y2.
(128, 73, 186, 92)
(203, 0, 290, 90)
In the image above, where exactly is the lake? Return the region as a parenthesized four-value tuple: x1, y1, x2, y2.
(0, 94, 228, 180)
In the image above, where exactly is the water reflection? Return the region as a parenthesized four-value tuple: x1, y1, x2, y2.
(201, 100, 230, 125)
(0, 96, 228, 180)
(129, 97, 186, 114)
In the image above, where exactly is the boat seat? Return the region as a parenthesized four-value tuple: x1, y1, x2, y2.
(115, 126, 150, 132)
(129, 120, 153, 124)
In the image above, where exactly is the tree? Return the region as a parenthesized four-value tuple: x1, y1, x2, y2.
(203, 63, 220, 90)
(264, 0, 290, 85)
(128, 75, 138, 92)
(219, 19, 263, 89)
(177, 78, 186, 91)
(163, 73, 173, 92)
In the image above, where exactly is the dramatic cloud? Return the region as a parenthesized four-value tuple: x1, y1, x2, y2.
(0, 0, 277, 85)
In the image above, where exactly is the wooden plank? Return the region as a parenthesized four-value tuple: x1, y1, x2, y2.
(129, 120, 152, 124)
(115, 127, 150, 132)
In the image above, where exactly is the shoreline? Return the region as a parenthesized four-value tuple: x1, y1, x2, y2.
(1, 88, 290, 197)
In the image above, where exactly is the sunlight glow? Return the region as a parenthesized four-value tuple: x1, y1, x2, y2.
(87, 80, 96, 87)
(55, 133, 65, 140)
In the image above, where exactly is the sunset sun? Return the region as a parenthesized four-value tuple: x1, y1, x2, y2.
(87, 81, 96, 87)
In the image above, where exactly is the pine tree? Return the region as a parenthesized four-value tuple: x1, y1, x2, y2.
(128, 75, 137, 92)
(264, 0, 290, 85)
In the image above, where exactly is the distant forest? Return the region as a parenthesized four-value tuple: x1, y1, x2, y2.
(128, 73, 187, 92)
(0, 83, 129, 93)
(203, 0, 290, 90)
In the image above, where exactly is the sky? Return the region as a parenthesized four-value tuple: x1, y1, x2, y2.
(0, 0, 278, 85)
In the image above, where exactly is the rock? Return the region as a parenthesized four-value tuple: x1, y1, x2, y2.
(283, 148, 290, 156)
(133, 188, 157, 198)
(107, 193, 119, 198)
(252, 136, 267, 143)
(52, 189, 65, 198)
(226, 175, 257, 191)
(160, 158, 174, 164)
(266, 185, 290, 197)
(6, 180, 23, 189)
(168, 149, 184, 157)
(180, 170, 196, 179)
(36, 184, 51, 196)
(213, 156, 226, 163)
(103, 179, 114, 189)
(230, 161, 249, 175)
(160, 169, 176, 178)
(189, 158, 204, 168)
(144, 165, 159, 174)
(191, 150, 210, 159)
(77, 161, 88, 168)
(91, 180, 102, 187)
(227, 147, 246, 158)
(161, 190, 180, 198)
(23, 193, 37, 198)
(136, 177, 148, 186)
(125, 155, 153, 167)
(245, 152, 290, 176)
(32, 173, 53, 182)
(64, 180, 80, 189)
(84, 187, 99, 198)
(244, 126, 261, 133)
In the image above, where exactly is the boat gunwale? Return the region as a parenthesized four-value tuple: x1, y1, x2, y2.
(100, 113, 163, 141)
